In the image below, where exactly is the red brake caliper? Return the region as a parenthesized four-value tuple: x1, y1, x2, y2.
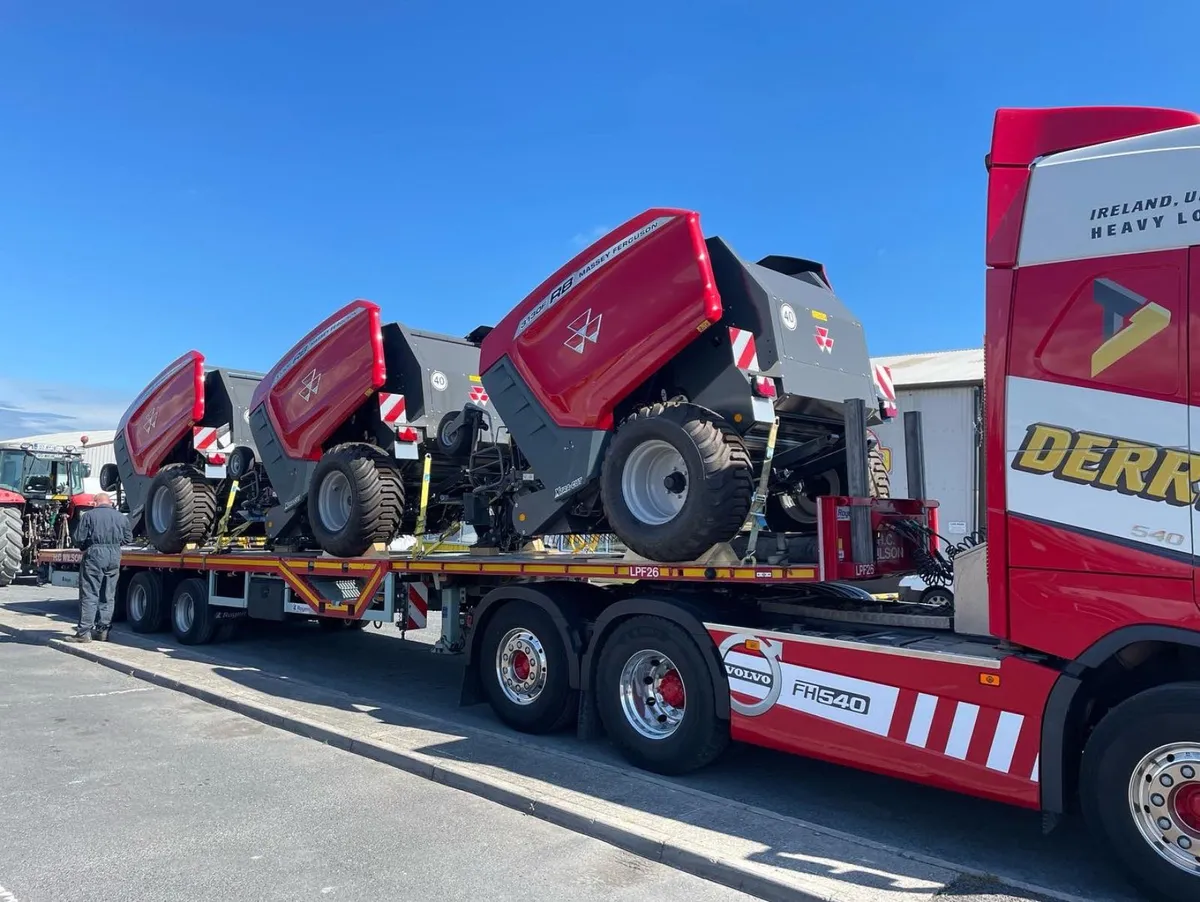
(659, 669, 685, 708)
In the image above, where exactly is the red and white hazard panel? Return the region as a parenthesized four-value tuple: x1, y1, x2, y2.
(403, 582, 429, 631)
(728, 327, 760, 373)
(378, 392, 408, 426)
(873, 364, 897, 418)
(193, 424, 233, 454)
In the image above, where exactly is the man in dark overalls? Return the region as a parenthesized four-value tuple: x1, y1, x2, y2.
(64, 492, 132, 643)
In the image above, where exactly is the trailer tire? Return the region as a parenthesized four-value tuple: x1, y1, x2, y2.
(479, 600, 577, 734)
(0, 506, 21, 587)
(601, 403, 753, 562)
(170, 577, 218, 645)
(1080, 681, 1200, 902)
(125, 571, 168, 633)
(308, 443, 405, 558)
(144, 465, 217, 554)
(595, 615, 729, 775)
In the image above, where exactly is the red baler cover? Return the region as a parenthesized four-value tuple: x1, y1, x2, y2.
(118, 350, 206, 477)
(251, 299, 387, 461)
(479, 208, 723, 430)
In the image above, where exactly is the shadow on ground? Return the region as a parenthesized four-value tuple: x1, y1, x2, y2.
(1, 594, 1144, 902)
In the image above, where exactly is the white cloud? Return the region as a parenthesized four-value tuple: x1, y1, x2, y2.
(571, 225, 609, 248)
(0, 376, 130, 440)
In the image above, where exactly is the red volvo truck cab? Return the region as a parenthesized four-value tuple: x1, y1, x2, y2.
(982, 105, 1200, 900)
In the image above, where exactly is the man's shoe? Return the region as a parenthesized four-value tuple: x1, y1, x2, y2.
(62, 632, 91, 644)
(91, 628, 110, 642)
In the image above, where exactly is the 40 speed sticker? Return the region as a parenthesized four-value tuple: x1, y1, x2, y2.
(719, 632, 899, 735)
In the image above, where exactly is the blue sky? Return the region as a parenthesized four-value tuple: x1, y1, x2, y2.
(1, 1, 1196, 437)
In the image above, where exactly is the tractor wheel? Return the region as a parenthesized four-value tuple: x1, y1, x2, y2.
(0, 506, 21, 587)
(144, 465, 217, 554)
(307, 443, 405, 558)
(600, 403, 753, 562)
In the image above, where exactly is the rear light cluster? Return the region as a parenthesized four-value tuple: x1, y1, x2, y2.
(207, 453, 227, 466)
(752, 376, 777, 398)
(396, 427, 420, 443)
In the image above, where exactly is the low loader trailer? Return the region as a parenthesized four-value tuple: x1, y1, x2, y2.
(30, 104, 1200, 901)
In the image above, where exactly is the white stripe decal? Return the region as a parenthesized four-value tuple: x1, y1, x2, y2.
(945, 702, 979, 760)
(905, 693, 938, 748)
(986, 711, 1024, 773)
(1030, 754, 1040, 783)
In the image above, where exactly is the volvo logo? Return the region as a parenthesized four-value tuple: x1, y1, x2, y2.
(718, 633, 783, 717)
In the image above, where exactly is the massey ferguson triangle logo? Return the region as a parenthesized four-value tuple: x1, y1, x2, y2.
(1091, 278, 1172, 376)
(814, 325, 834, 353)
(142, 406, 158, 433)
(564, 308, 602, 354)
(298, 368, 322, 402)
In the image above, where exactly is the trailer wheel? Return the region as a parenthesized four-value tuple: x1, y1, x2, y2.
(479, 600, 577, 733)
(601, 403, 753, 562)
(308, 443, 405, 558)
(595, 615, 729, 775)
(144, 465, 217, 554)
(0, 506, 21, 587)
(1080, 681, 1200, 902)
(170, 576, 218, 645)
(125, 571, 168, 633)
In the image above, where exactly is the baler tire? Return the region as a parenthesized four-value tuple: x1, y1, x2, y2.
(435, 411, 473, 461)
(143, 465, 217, 554)
(0, 506, 22, 587)
(600, 403, 753, 563)
(868, 443, 890, 499)
(307, 443, 405, 558)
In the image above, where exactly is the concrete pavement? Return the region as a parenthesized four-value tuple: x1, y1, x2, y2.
(0, 584, 1144, 901)
(0, 639, 759, 902)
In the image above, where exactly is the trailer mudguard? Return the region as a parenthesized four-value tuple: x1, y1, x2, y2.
(114, 351, 206, 524)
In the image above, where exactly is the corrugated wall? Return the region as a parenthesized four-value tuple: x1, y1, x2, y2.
(869, 385, 983, 539)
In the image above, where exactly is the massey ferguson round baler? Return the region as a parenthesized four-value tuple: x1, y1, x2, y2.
(471, 208, 892, 561)
(240, 300, 507, 557)
(107, 352, 265, 553)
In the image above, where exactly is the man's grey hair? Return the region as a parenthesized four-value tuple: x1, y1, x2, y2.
(93, 493, 112, 506)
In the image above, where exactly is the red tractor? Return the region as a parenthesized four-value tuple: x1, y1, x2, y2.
(0, 441, 96, 586)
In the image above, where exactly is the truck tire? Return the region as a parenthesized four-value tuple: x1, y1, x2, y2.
(478, 600, 577, 733)
(1080, 681, 1200, 902)
(595, 615, 729, 775)
(144, 465, 217, 554)
(170, 576, 218, 645)
(0, 506, 21, 587)
(600, 403, 753, 562)
(308, 443, 405, 558)
(125, 570, 168, 633)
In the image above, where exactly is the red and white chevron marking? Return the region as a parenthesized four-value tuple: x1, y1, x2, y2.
(192, 424, 232, 453)
(728, 327, 760, 372)
(724, 648, 1041, 782)
(378, 392, 408, 426)
(873, 364, 898, 418)
(404, 582, 428, 630)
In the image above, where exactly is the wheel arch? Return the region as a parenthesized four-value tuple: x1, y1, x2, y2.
(580, 593, 730, 721)
(1041, 624, 1200, 814)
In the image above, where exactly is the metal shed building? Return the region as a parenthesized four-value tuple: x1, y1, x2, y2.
(868, 348, 985, 540)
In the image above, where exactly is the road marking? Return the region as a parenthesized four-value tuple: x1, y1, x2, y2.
(0, 883, 21, 902)
(68, 687, 154, 700)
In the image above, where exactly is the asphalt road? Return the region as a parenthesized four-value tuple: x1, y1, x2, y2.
(0, 638, 763, 902)
(0, 585, 1145, 902)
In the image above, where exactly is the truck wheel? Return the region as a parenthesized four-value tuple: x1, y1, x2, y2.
(600, 403, 753, 562)
(1080, 681, 1200, 902)
(145, 465, 217, 554)
(595, 615, 729, 775)
(125, 570, 168, 633)
(308, 443, 405, 558)
(170, 576, 218, 645)
(479, 600, 577, 733)
(0, 506, 21, 587)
